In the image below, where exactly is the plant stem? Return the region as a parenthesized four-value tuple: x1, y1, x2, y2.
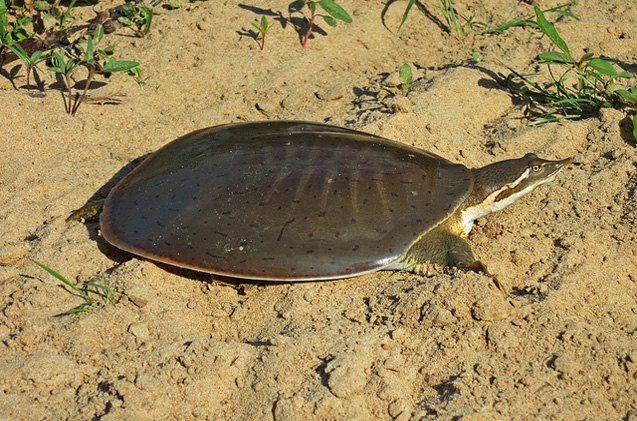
(64, 73, 73, 114)
(301, 11, 315, 48)
(260, 34, 265, 50)
(72, 65, 94, 116)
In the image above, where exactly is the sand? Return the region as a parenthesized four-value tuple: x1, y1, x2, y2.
(1, 0, 636, 419)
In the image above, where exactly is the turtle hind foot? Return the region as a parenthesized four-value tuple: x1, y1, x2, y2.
(66, 200, 105, 223)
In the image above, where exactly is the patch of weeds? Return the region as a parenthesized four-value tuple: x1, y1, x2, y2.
(47, 24, 140, 115)
(398, 0, 463, 33)
(1, 0, 147, 113)
(301, 0, 351, 48)
(250, 15, 273, 50)
(474, 2, 578, 35)
(31, 258, 120, 315)
(0, 0, 33, 44)
(504, 7, 636, 140)
(397, 0, 576, 35)
(35, 0, 78, 30)
(118, 4, 153, 37)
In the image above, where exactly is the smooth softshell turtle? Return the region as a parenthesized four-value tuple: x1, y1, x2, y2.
(70, 121, 569, 281)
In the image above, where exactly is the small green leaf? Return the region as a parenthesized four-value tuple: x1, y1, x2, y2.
(93, 24, 104, 45)
(534, 6, 570, 56)
(538, 51, 573, 63)
(588, 58, 617, 76)
(614, 89, 637, 105)
(250, 22, 261, 32)
(632, 114, 637, 142)
(471, 51, 482, 62)
(85, 35, 95, 64)
(398, 0, 415, 30)
(616, 71, 633, 79)
(30, 50, 43, 62)
(118, 17, 133, 26)
(102, 59, 139, 73)
(319, 0, 352, 23)
(322, 15, 337, 27)
(399, 63, 412, 85)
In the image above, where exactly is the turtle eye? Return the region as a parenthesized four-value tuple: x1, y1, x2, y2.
(531, 165, 540, 172)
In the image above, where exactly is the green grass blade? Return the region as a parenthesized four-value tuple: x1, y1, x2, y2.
(632, 114, 637, 142)
(534, 6, 570, 56)
(31, 258, 83, 294)
(399, 0, 415, 29)
(475, 18, 535, 35)
(318, 0, 352, 23)
(7, 43, 29, 63)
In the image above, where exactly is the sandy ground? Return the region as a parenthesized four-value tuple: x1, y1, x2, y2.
(1, 0, 636, 419)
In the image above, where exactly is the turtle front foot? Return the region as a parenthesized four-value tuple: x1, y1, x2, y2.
(66, 200, 105, 223)
(464, 260, 506, 293)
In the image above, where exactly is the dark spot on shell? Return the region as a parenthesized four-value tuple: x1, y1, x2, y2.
(156, 221, 165, 227)
(352, 245, 359, 251)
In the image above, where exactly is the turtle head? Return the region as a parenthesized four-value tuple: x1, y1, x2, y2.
(459, 153, 570, 235)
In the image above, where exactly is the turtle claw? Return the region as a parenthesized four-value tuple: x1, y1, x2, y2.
(467, 260, 506, 293)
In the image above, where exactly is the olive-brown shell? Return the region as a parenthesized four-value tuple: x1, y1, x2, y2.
(101, 121, 473, 280)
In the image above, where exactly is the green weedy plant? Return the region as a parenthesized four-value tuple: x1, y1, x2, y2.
(31, 259, 119, 315)
(47, 24, 140, 115)
(505, 7, 636, 140)
(301, 0, 351, 48)
(251, 15, 273, 50)
(118, 4, 153, 37)
(47, 48, 77, 111)
(6, 42, 44, 87)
